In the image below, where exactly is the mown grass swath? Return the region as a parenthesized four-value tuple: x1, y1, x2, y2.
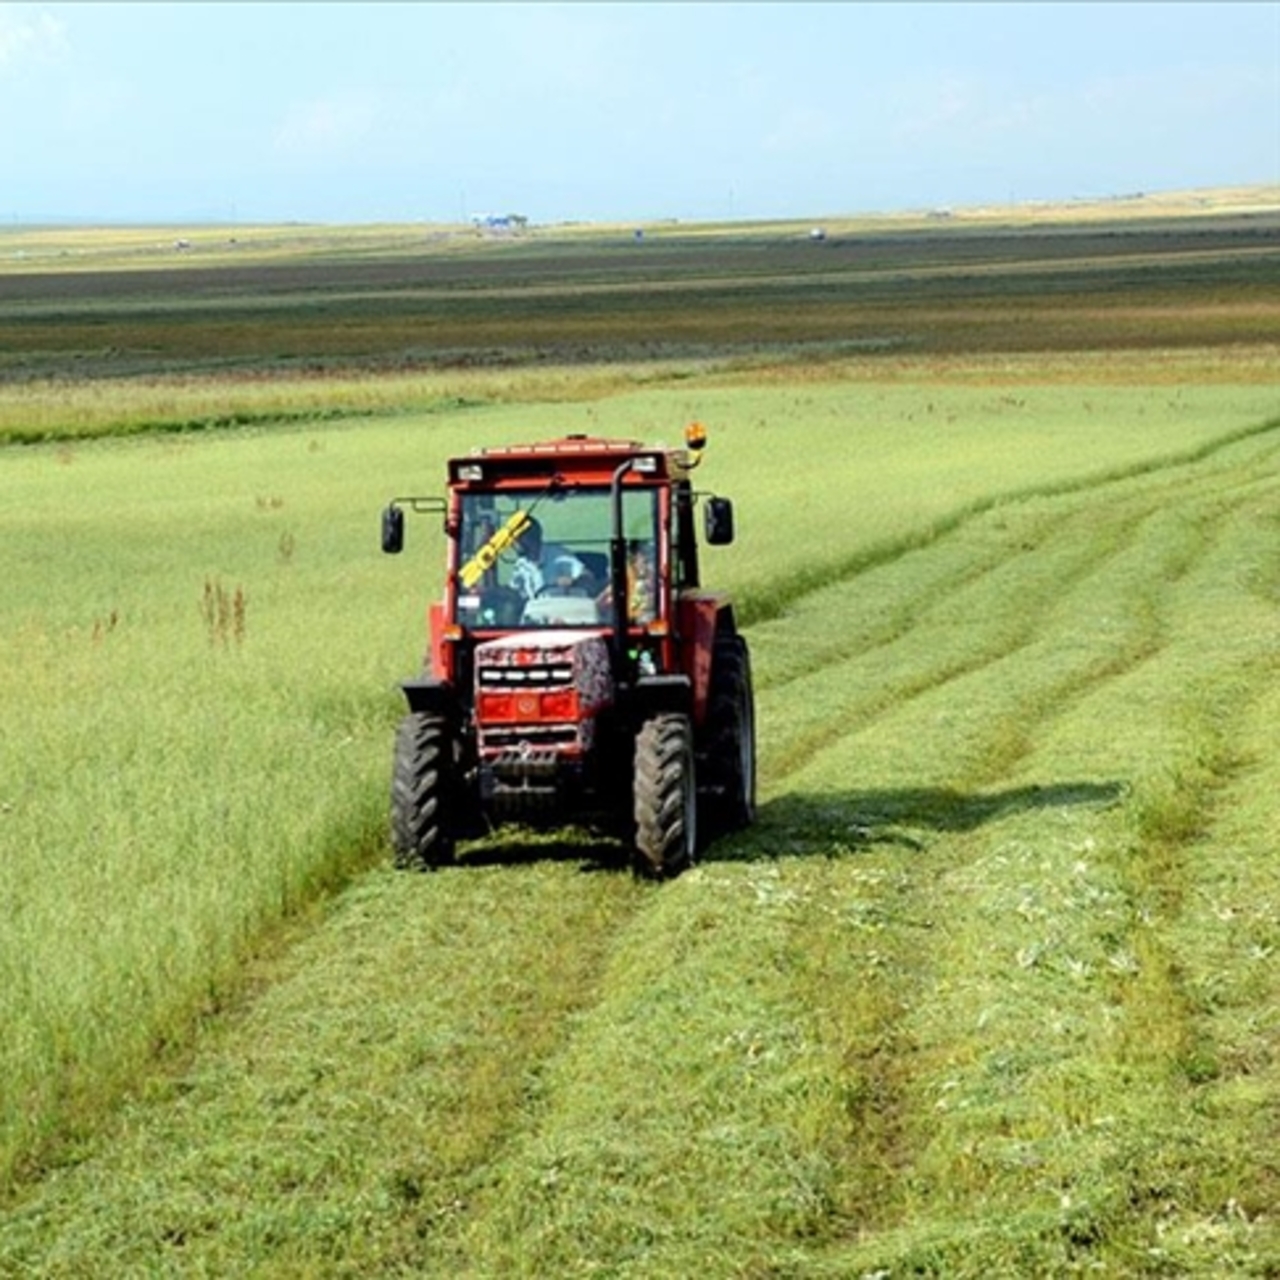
(0, 201, 1277, 1273)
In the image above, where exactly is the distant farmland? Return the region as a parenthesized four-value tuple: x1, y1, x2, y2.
(1, 194, 1277, 386)
(1, 194, 1277, 1274)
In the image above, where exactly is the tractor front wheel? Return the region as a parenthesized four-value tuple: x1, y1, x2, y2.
(633, 712, 697, 878)
(391, 712, 456, 870)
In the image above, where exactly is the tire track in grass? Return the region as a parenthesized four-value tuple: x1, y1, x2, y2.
(0, 864, 652, 1275)
(1077, 484, 1280, 1247)
(712, 489, 1205, 1266)
(752, 427, 1280, 708)
(954, 484, 1237, 784)
(1032, 570, 1275, 1269)
(957, 452, 1280, 791)
(1009, 468, 1279, 757)
(759, 495, 1160, 790)
(750, 499, 1085, 695)
(801, 458, 1280, 1274)
(762, 433, 1280, 794)
(418, 852, 936, 1276)
(1159, 670, 1280, 1257)
(674, 438, 1278, 1273)
(736, 415, 1280, 640)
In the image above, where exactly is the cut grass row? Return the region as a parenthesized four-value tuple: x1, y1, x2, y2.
(740, 431, 1280, 1274)
(2, 408, 1275, 1274)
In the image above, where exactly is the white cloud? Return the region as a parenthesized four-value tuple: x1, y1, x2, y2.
(887, 77, 987, 145)
(1081, 64, 1272, 119)
(761, 105, 836, 156)
(273, 90, 382, 160)
(0, 4, 67, 72)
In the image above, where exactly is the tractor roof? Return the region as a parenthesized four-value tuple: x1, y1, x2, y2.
(448, 434, 697, 485)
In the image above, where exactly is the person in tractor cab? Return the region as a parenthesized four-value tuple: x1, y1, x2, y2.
(597, 539, 656, 623)
(511, 517, 590, 602)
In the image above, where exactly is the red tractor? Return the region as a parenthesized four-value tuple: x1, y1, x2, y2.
(380, 424, 755, 876)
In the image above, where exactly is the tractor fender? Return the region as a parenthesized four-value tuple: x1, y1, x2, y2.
(677, 594, 732, 726)
(427, 602, 450, 680)
(630, 674, 693, 718)
(400, 676, 459, 718)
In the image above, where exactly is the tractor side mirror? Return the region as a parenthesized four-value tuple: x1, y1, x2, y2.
(704, 496, 735, 546)
(381, 505, 405, 554)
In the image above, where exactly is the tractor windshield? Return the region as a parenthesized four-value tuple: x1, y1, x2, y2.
(455, 486, 659, 629)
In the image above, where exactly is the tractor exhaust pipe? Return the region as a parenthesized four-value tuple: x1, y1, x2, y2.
(608, 457, 636, 678)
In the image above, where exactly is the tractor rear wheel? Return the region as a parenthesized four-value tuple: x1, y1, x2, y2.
(701, 633, 757, 840)
(633, 712, 697, 878)
(391, 711, 456, 869)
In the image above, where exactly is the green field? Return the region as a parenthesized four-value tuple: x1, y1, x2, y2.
(1, 194, 1278, 1275)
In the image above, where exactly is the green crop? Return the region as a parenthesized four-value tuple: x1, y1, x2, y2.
(1, 209, 1277, 1274)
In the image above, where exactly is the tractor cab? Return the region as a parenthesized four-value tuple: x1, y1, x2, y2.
(453, 474, 661, 628)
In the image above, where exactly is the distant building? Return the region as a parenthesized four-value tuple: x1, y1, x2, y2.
(471, 213, 529, 234)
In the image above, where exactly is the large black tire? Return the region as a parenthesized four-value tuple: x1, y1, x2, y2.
(700, 633, 757, 841)
(391, 712, 456, 870)
(633, 712, 697, 878)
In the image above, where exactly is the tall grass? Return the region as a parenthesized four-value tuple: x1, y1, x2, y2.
(2, 345, 1274, 448)
(0, 447, 395, 1182)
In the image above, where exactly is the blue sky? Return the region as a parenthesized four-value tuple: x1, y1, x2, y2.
(1, 1, 1276, 224)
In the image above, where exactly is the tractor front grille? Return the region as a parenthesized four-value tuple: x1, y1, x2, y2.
(477, 662, 574, 689)
(475, 658, 581, 753)
(481, 724, 581, 751)
(473, 633, 612, 762)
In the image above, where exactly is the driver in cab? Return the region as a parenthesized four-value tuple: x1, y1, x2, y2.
(511, 518, 588, 602)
